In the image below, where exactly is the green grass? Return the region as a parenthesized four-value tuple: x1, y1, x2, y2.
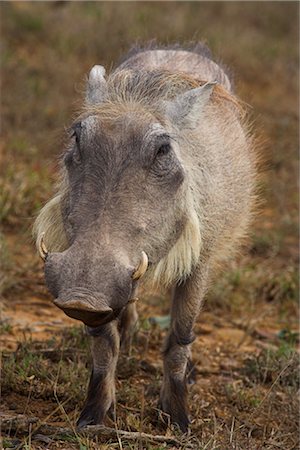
(225, 382, 262, 410)
(243, 344, 299, 388)
(2, 328, 89, 406)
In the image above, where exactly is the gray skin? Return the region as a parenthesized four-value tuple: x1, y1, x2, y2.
(39, 45, 256, 432)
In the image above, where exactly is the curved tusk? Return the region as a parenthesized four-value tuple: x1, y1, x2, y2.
(132, 251, 148, 281)
(37, 232, 48, 261)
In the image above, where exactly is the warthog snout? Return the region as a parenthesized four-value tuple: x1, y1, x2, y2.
(53, 290, 117, 327)
(39, 234, 148, 327)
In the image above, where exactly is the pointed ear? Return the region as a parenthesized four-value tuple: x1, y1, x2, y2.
(86, 65, 108, 105)
(165, 81, 217, 128)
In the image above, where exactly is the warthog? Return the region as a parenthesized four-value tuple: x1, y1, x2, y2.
(34, 43, 257, 432)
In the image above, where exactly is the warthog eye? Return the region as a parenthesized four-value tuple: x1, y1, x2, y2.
(150, 134, 183, 186)
(157, 143, 171, 157)
(71, 122, 82, 145)
(67, 122, 82, 164)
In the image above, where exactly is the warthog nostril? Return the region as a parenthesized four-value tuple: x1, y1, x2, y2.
(54, 296, 115, 327)
(54, 294, 113, 313)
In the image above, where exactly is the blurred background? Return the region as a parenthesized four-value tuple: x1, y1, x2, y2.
(1, 2, 299, 449)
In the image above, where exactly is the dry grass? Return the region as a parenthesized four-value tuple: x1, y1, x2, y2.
(0, 2, 299, 449)
(1, 323, 299, 449)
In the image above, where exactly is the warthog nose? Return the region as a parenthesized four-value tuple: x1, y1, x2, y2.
(54, 293, 115, 327)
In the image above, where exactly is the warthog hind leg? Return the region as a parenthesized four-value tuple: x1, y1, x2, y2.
(77, 321, 120, 428)
(119, 301, 138, 351)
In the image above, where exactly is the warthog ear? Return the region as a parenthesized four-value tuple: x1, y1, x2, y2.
(86, 65, 108, 104)
(166, 81, 217, 128)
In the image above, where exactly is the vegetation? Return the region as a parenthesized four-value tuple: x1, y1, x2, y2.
(1, 2, 298, 449)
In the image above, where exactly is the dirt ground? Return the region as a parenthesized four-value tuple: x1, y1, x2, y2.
(0, 2, 299, 449)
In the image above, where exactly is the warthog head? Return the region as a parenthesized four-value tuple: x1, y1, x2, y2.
(37, 66, 215, 327)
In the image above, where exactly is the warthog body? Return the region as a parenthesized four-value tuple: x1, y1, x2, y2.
(34, 44, 257, 431)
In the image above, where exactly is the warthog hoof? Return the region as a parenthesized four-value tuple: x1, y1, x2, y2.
(77, 409, 98, 429)
(159, 382, 190, 433)
(77, 401, 115, 429)
(76, 371, 115, 429)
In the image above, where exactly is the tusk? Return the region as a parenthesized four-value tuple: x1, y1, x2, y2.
(132, 251, 148, 280)
(38, 232, 48, 261)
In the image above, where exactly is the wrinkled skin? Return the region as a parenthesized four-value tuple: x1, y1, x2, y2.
(45, 114, 186, 323)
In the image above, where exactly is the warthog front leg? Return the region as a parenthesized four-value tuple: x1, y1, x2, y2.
(77, 321, 120, 428)
(160, 269, 208, 432)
